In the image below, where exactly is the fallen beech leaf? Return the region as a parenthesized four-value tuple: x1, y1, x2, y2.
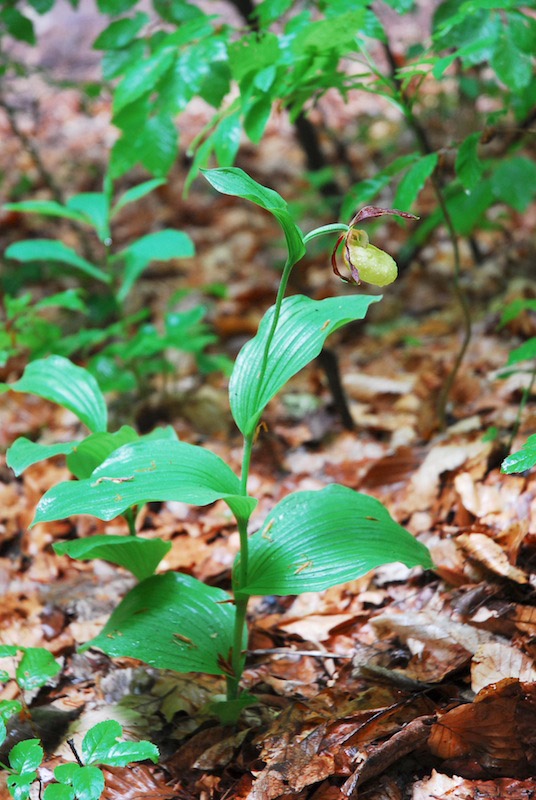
(342, 715, 435, 797)
(102, 765, 177, 800)
(428, 679, 536, 777)
(471, 643, 536, 693)
(457, 533, 528, 584)
(370, 608, 498, 682)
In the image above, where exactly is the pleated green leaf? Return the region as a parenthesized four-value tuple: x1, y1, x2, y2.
(53, 535, 170, 581)
(33, 439, 256, 525)
(81, 572, 240, 676)
(229, 294, 381, 435)
(66, 426, 139, 479)
(1, 356, 107, 433)
(240, 484, 433, 595)
(4, 239, 110, 284)
(7, 438, 78, 476)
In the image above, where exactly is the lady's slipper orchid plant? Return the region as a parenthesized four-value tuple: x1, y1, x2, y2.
(331, 205, 418, 287)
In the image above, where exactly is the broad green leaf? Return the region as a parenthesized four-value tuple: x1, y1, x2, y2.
(4, 240, 110, 284)
(213, 113, 241, 167)
(0, 700, 22, 721)
(3, 201, 88, 223)
(1, 7, 35, 43)
(115, 229, 194, 301)
(16, 647, 61, 690)
(81, 572, 241, 676)
(7, 438, 77, 477)
(34, 289, 88, 313)
(240, 485, 433, 595)
(137, 114, 178, 177)
(81, 720, 158, 766)
(55, 765, 104, 800)
(66, 426, 138, 479)
(500, 299, 536, 327)
(53, 535, 170, 581)
(112, 179, 165, 215)
(393, 153, 437, 211)
(33, 439, 256, 525)
(491, 158, 536, 212)
(201, 167, 305, 266)
(506, 337, 536, 366)
(101, 38, 145, 80)
(0, 645, 18, 657)
(340, 153, 419, 220)
(1, 356, 107, 433)
(9, 740, 43, 773)
(6, 773, 36, 800)
(455, 132, 482, 191)
(229, 294, 380, 435)
(43, 785, 75, 800)
(244, 96, 272, 145)
(113, 47, 175, 113)
(502, 434, 536, 474)
(491, 30, 532, 91)
(93, 12, 148, 50)
(66, 194, 109, 242)
(446, 180, 493, 235)
(96, 0, 137, 12)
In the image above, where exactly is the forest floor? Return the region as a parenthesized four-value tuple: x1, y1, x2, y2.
(1, 11, 536, 799)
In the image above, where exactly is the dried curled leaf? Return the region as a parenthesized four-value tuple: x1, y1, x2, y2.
(428, 679, 536, 777)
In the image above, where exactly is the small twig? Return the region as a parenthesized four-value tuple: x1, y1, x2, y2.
(66, 738, 84, 767)
(247, 648, 352, 659)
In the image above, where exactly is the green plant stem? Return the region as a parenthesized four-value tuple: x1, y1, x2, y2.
(227, 224, 347, 700)
(124, 507, 136, 536)
(507, 363, 536, 453)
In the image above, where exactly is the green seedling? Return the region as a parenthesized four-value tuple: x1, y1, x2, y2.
(0, 720, 157, 800)
(7, 168, 432, 720)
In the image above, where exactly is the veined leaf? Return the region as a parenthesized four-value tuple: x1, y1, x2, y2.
(112, 178, 165, 215)
(7, 438, 78, 477)
(4, 240, 110, 284)
(53, 535, 170, 581)
(240, 485, 433, 595)
(502, 434, 536, 474)
(115, 229, 194, 301)
(81, 572, 241, 676)
(81, 720, 158, 767)
(92, 12, 148, 50)
(229, 294, 380, 435)
(33, 439, 256, 525)
(506, 337, 536, 366)
(66, 426, 138, 479)
(66, 194, 109, 242)
(201, 167, 305, 266)
(393, 153, 437, 211)
(455, 131, 483, 191)
(113, 47, 175, 113)
(1, 356, 107, 433)
(3, 201, 88, 223)
(15, 647, 61, 690)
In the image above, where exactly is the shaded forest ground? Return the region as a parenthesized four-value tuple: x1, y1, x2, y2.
(1, 6, 536, 799)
